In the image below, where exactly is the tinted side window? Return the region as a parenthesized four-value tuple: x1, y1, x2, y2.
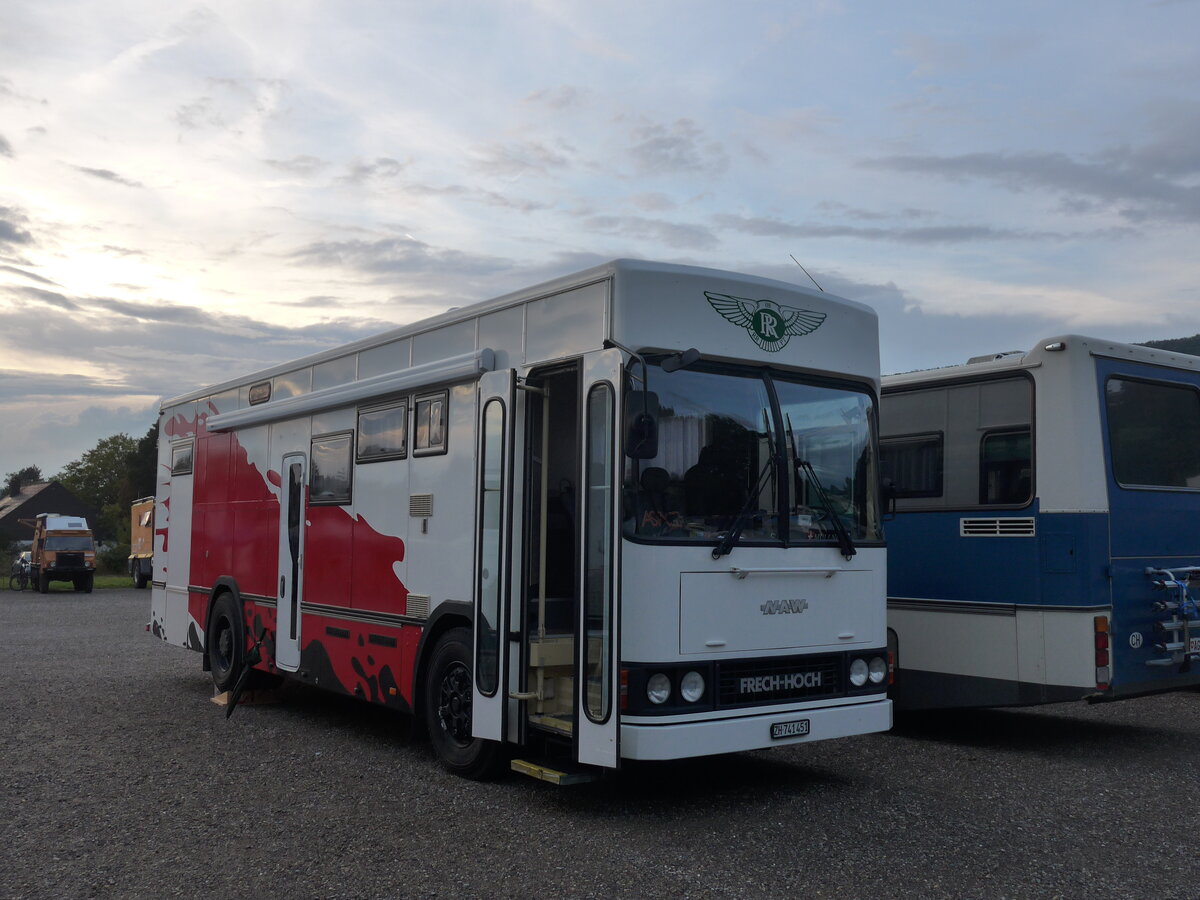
(413, 391, 448, 456)
(880, 434, 943, 498)
(1107, 377, 1200, 488)
(358, 402, 407, 462)
(980, 429, 1031, 505)
(310, 433, 353, 504)
(171, 442, 194, 476)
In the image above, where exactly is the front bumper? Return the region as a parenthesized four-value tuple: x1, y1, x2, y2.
(620, 696, 891, 760)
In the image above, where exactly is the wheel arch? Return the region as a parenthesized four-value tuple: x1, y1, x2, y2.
(202, 577, 244, 672)
(412, 601, 473, 723)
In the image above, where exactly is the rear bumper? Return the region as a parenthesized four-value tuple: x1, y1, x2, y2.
(620, 696, 891, 760)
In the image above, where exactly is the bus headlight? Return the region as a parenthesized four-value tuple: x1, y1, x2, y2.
(647, 673, 672, 704)
(849, 658, 869, 687)
(680, 670, 705, 703)
(868, 656, 887, 684)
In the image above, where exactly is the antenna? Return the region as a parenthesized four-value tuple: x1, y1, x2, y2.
(790, 254, 824, 292)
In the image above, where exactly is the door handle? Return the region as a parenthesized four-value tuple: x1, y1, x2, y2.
(280, 576, 286, 598)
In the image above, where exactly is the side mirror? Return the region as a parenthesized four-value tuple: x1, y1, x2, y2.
(624, 391, 660, 459)
(661, 347, 700, 373)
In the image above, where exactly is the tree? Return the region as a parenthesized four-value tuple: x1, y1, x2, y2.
(130, 422, 159, 500)
(55, 434, 139, 535)
(4, 465, 43, 498)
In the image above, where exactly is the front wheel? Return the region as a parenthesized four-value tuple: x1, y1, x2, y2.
(423, 627, 504, 779)
(207, 593, 244, 692)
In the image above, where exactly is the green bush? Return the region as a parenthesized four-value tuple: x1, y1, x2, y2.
(98, 543, 131, 575)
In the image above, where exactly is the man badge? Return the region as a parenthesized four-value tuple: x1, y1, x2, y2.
(705, 290, 826, 352)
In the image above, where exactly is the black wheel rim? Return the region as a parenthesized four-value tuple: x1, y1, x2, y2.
(213, 618, 233, 675)
(436, 661, 473, 747)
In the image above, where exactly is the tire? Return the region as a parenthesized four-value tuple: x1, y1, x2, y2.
(207, 593, 244, 693)
(135, 570, 148, 589)
(8, 574, 22, 591)
(38, 572, 49, 594)
(83, 573, 93, 594)
(423, 627, 504, 779)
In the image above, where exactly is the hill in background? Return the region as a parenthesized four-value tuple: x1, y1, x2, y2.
(1140, 335, 1200, 356)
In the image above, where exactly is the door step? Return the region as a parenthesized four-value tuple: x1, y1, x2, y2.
(510, 758, 599, 785)
(210, 688, 284, 708)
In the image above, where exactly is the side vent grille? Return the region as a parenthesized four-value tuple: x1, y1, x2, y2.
(406, 594, 431, 619)
(409, 494, 433, 517)
(960, 517, 1036, 537)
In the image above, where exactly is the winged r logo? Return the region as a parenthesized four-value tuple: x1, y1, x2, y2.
(704, 291, 826, 352)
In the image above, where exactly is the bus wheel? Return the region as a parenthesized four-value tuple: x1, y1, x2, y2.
(207, 594, 243, 693)
(424, 627, 502, 780)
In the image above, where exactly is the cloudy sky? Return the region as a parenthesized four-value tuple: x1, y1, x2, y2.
(2, 0, 1198, 479)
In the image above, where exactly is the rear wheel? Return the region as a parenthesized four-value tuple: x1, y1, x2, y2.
(423, 627, 503, 779)
(37, 572, 49, 594)
(207, 594, 244, 692)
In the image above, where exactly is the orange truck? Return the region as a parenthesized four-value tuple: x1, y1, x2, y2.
(128, 496, 154, 589)
(27, 513, 96, 593)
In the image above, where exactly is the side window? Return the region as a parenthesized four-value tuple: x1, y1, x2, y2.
(1107, 377, 1200, 488)
(880, 434, 943, 498)
(310, 433, 353, 505)
(413, 391, 448, 457)
(171, 441, 194, 476)
(357, 401, 407, 462)
(980, 429, 1031, 505)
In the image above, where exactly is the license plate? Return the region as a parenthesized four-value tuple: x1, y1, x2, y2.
(770, 719, 810, 739)
(1190, 637, 1200, 653)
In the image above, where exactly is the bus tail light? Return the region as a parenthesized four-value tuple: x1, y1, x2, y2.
(1094, 615, 1111, 690)
(619, 669, 629, 711)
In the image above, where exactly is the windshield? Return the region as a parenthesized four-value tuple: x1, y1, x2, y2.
(623, 363, 880, 546)
(624, 367, 778, 542)
(45, 535, 94, 552)
(776, 378, 881, 543)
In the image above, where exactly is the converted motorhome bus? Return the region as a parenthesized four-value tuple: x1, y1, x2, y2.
(151, 259, 890, 779)
(880, 335, 1200, 710)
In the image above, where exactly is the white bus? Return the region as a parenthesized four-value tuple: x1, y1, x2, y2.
(151, 259, 891, 780)
(881, 335, 1200, 709)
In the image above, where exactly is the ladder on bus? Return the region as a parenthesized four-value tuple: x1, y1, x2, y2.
(1146, 566, 1200, 670)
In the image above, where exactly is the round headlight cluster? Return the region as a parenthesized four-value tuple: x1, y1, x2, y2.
(849, 658, 869, 687)
(851, 655, 889, 687)
(647, 673, 672, 704)
(645, 670, 707, 705)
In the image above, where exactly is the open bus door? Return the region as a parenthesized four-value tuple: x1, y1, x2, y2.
(489, 349, 622, 770)
(575, 348, 622, 767)
(472, 370, 517, 743)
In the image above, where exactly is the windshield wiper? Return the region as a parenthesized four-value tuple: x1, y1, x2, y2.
(786, 415, 856, 560)
(712, 453, 777, 560)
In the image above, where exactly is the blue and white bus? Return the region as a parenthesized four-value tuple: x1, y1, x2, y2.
(880, 335, 1200, 709)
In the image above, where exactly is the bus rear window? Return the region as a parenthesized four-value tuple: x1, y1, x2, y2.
(1107, 377, 1200, 489)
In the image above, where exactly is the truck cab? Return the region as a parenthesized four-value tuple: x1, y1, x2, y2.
(29, 514, 96, 593)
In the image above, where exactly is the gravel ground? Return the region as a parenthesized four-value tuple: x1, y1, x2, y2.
(3, 589, 1200, 899)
